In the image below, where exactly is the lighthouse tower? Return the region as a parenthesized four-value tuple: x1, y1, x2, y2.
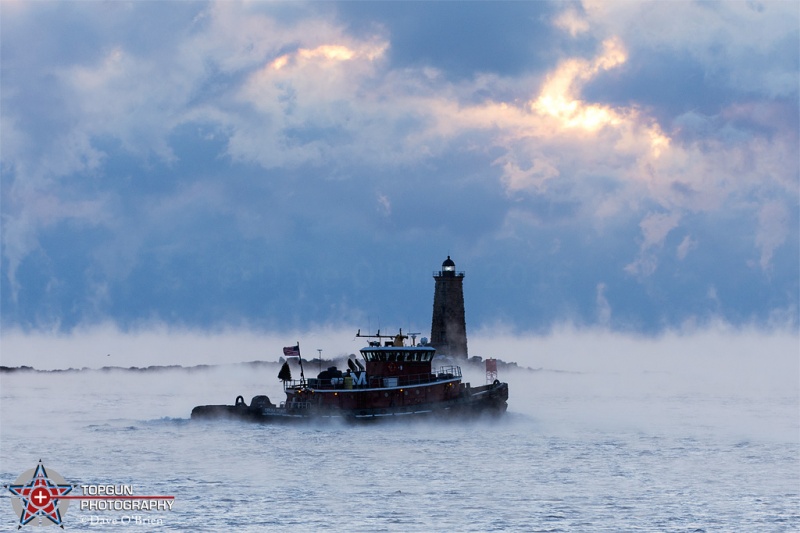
(430, 256, 468, 358)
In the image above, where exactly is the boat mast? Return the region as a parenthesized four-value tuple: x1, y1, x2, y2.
(297, 341, 305, 385)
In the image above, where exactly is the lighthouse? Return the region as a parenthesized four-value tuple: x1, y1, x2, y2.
(430, 256, 468, 358)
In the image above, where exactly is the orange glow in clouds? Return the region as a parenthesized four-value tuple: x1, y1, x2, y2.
(531, 37, 626, 131)
(269, 43, 386, 71)
(298, 45, 355, 61)
(530, 37, 669, 156)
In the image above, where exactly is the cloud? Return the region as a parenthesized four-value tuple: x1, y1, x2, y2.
(230, 34, 392, 168)
(553, 7, 590, 38)
(0, 2, 796, 333)
(640, 211, 682, 249)
(624, 211, 682, 277)
(376, 193, 391, 217)
(498, 156, 560, 194)
(676, 235, 697, 261)
(581, 1, 799, 94)
(755, 200, 790, 272)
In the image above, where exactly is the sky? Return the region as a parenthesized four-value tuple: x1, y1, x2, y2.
(1, 1, 798, 350)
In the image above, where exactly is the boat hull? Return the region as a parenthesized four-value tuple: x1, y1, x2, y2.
(191, 381, 509, 423)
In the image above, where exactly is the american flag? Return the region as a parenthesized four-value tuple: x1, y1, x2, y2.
(283, 345, 300, 357)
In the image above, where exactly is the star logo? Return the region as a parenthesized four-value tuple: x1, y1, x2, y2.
(6, 461, 74, 529)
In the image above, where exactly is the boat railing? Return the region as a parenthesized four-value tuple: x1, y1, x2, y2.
(284, 365, 462, 391)
(436, 365, 462, 378)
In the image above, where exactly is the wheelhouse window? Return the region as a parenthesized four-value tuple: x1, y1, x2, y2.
(361, 349, 434, 362)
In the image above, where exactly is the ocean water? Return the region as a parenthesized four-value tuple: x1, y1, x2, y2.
(1, 353, 798, 532)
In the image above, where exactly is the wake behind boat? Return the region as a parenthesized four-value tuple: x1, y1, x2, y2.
(191, 330, 508, 422)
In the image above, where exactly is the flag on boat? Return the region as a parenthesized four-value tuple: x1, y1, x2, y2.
(283, 345, 300, 357)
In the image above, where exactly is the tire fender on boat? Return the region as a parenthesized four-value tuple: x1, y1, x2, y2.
(493, 379, 500, 386)
(387, 362, 397, 373)
(235, 395, 246, 407)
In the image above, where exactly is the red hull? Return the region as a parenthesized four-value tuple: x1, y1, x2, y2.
(191, 380, 509, 422)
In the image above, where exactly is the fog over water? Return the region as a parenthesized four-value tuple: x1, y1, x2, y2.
(1, 324, 798, 530)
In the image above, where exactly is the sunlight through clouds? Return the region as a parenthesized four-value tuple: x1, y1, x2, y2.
(531, 38, 626, 131)
(270, 42, 388, 71)
(405, 31, 677, 204)
(527, 36, 669, 159)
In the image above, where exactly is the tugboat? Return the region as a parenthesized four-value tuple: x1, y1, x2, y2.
(191, 330, 508, 422)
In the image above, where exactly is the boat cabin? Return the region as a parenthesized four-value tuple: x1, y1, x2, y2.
(360, 345, 435, 382)
(288, 330, 460, 395)
(280, 330, 465, 413)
